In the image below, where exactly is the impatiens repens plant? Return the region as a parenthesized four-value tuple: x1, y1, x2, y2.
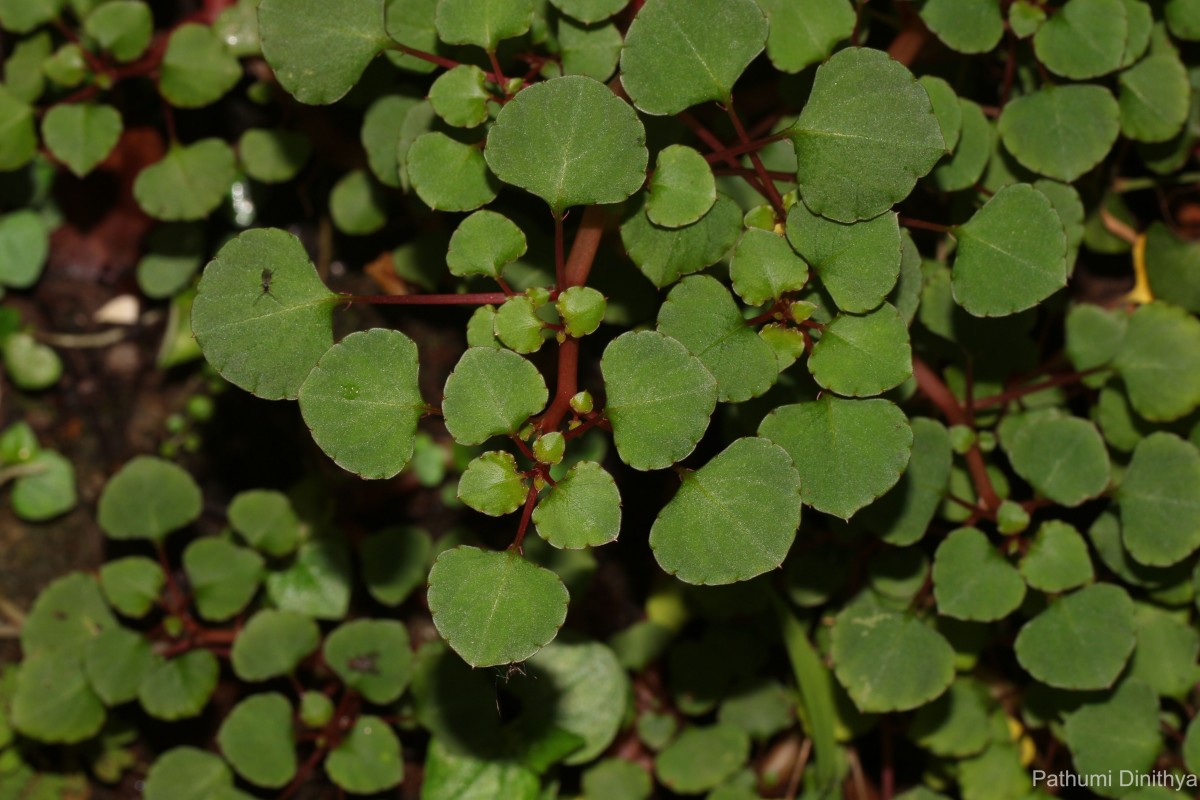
(6, 0, 1200, 797)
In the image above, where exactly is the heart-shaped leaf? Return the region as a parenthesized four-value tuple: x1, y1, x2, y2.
(447, 210, 527, 278)
(98, 456, 202, 541)
(407, 132, 499, 211)
(1118, 432, 1200, 567)
(159, 23, 242, 108)
(459, 451, 530, 516)
(217, 693, 297, 788)
(324, 619, 413, 704)
(621, 194, 743, 288)
(227, 489, 301, 557)
(183, 537, 265, 622)
(134, 139, 237, 221)
(265, 535, 353, 619)
(442, 347, 549, 445)
(12, 651, 105, 743)
(729, 228, 809, 306)
(1113, 301, 1200, 422)
(138, 649, 219, 720)
(654, 724, 750, 794)
(1019, 521, 1094, 593)
(1004, 414, 1110, 506)
(646, 145, 716, 228)
(429, 64, 490, 128)
(98, 556, 164, 618)
(142, 748, 239, 800)
(932, 528, 1026, 621)
(786, 203, 900, 313)
(997, 85, 1119, 182)
(808, 304, 912, 397)
(0, 210, 48, 289)
(1118, 52, 1190, 143)
(918, 0, 1004, 53)
(757, 0, 854, 73)
(41, 103, 122, 177)
(532, 461, 621, 549)
(325, 715, 404, 793)
(230, 609, 321, 681)
(1014, 583, 1135, 689)
(84, 0, 153, 62)
(361, 526, 433, 606)
(1032, 0, 1127, 79)
(84, 626, 155, 705)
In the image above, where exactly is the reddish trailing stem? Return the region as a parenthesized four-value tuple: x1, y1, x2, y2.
(727, 105, 787, 218)
(972, 368, 1102, 410)
(344, 292, 509, 306)
(898, 216, 951, 234)
(511, 485, 540, 553)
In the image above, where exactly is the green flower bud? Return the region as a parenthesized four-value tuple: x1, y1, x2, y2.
(997, 500, 1030, 535)
(300, 691, 334, 728)
(569, 391, 594, 415)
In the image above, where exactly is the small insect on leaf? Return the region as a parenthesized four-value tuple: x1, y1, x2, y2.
(255, 268, 279, 304)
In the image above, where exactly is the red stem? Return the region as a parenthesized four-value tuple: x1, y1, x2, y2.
(727, 104, 787, 218)
(554, 213, 566, 289)
(972, 369, 1101, 410)
(713, 167, 795, 181)
(702, 134, 790, 165)
(564, 413, 609, 440)
(677, 111, 771, 198)
(344, 292, 509, 306)
(279, 745, 328, 800)
(899, 216, 951, 234)
(511, 485, 540, 553)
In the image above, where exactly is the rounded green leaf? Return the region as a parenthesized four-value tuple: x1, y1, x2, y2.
(361, 526, 432, 606)
(1019, 521, 1094, 593)
(19, 573, 116, 657)
(1144, 222, 1200, 313)
(442, 347, 548, 445)
(0, 210, 48, 288)
(0, 88, 36, 171)
(1119, 432, 1200, 567)
(647, 145, 717, 229)
(136, 223, 204, 299)
(193, 228, 337, 400)
(759, 396, 913, 519)
(919, 0, 1003, 53)
(786, 203, 900, 313)
(757, 0, 854, 73)
(919, 76, 963, 152)
(97, 456, 201, 541)
(1119, 52, 1190, 143)
(84, 1, 153, 62)
(183, 537, 265, 622)
(422, 736, 540, 797)
(427, 546, 569, 666)
(329, 169, 387, 235)
(557, 286, 606, 338)
(1065, 302, 1127, 371)
(997, 85, 1119, 182)
(325, 715, 403, 794)
(1005, 414, 1109, 506)
(620, 0, 766, 115)
(0, 0, 63, 33)
(729, 228, 809, 307)
(258, 0, 391, 105)
(601, 330, 718, 471)
(788, 47, 945, 223)
(230, 609, 320, 681)
(908, 678, 993, 758)
(584, 759, 652, 799)
(1062, 679, 1161, 782)
(385, 0, 440, 73)
(859, 417, 952, 546)
(933, 528, 1026, 621)
(650, 437, 801, 585)
(1114, 301, 1200, 422)
(550, 0, 626, 23)
(324, 619, 413, 704)
(654, 724, 750, 794)
(134, 139, 237, 221)
(299, 328, 424, 479)
(362, 93, 420, 188)
(459, 451, 529, 516)
(446, 210, 527, 278)
(558, 16, 622, 80)
(84, 626, 155, 705)
(41, 103, 122, 177)
(227, 489, 301, 557)
(830, 600, 955, 712)
(1167, 0, 1200, 39)
(3, 331, 62, 390)
(217, 693, 297, 788)
(808, 304, 912, 397)
(621, 193, 743, 288)
(1129, 604, 1200, 698)
(429, 64, 490, 128)
(656, 275, 779, 403)
(494, 295, 546, 353)
(932, 99, 993, 192)
(407, 132, 498, 211)
(1014, 583, 1136, 690)
(143, 748, 235, 800)
(1032, 0, 1127, 79)
(99, 556, 164, 618)
(159, 23, 242, 108)
(239, 128, 311, 184)
(12, 651, 105, 743)
(266, 535, 352, 620)
(435, 0, 532, 48)
(138, 649, 219, 720)
(951, 183, 1067, 316)
(485, 76, 647, 215)
(11, 450, 75, 522)
(532, 461, 621, 549)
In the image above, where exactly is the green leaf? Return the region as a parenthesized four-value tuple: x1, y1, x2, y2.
(1114, 301, 1200, 422)
(407, 132, 498, 211)
(758, 396, 913, 519)
(997, 85, 1120, 182)
(788, 47, 945, 223)
(238, 128, 310, 184)
(532, 461, 620, 549)
(134, 139, 237, 221)
(447, 211, 527, 280)
(20, 573, 115, 657)
(1005, 412, 1111, 506)
(362, 94, 419, 188)
(217, 693, 296, 788)
(159, 23, 241, 108)
(430, 65, 490, 128)
(2, 32, 50, 104)
(558, 16, 622, 80)
(258, 0, 391, 105)
(329, 169, 387, 235)
(656, 275, 778, 403)
(84, 627, 154, 705)
(1119, 52, 1190, 143)
(193, 228, 336, 400)
(549, 0, 626, 23)
(2, 331, 62, 390)
(918, 0, 1003, 53)
(1065, 302, 1127, 371)
(0, 0, 63, 33)
(859, 418, 952, 546)
(756, 0, 854, 73)
(909, 678, 993, 758)
(654, 724, 750, 794)
(919, 76, 963, 152)
(650, 437, 800, 585)
(41, 103, 121, 178)
(459, 451, 529, 516)
(1019, 521, 1095, 593)
(601, 330, 718, 470)
(951, 183, 1067, 316)
(84, 1, 153, 62)
(325, 715, 404, 794)
(729, 228, 809, 307)
(808, 304, 912, 397)
(786, 203, 899, 313)
(361, 526, 432, 606)
(0, 88, 37, 171)
(1167, 0, 1200, 39)
(423, 737, 540, 800)
(932, 528, 1026, 621)
(427, 546, 568, 666)
(183, 537, 264, 622)
(137, 223, 204, 299)
(1032, 0, 1127, 79)
(621, 193, 743, 288)
(385, 0, 440, 73)
(97, 456, 202, 541)
(442, 347, 548, 445)
(298, 328, 424, 479)
(12, 651, 104, 743)
(620, 0, 766, 115)
(143, 748, 235, 800)
(557, 286, 606, 337)
(485, 76, 647, 216)
(583, 760, 652, 800)
(1144, 222, 1200, 313)
(138, 649, 219, 720)
(0, 210, 47, 288)
(932, 99, 993, 192)
(231, 609, 320, 681)
(99, 556, 164, 618)
(1062, 679, 1162, 784)
(1119, 432, 1200, 567)
(11, 450, 75, 522)
(831, 599, 955, 712)
(324, 619, 413, 704)
(435, 0, 532, 49)
(266, 535, 353, 619)
(228, 489, 301, 557)
(494, 295, 547, 353)
(647, 145, 716, 229)
(1014, 583, 1136, 690)
(1129, 604, 1200, 698)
